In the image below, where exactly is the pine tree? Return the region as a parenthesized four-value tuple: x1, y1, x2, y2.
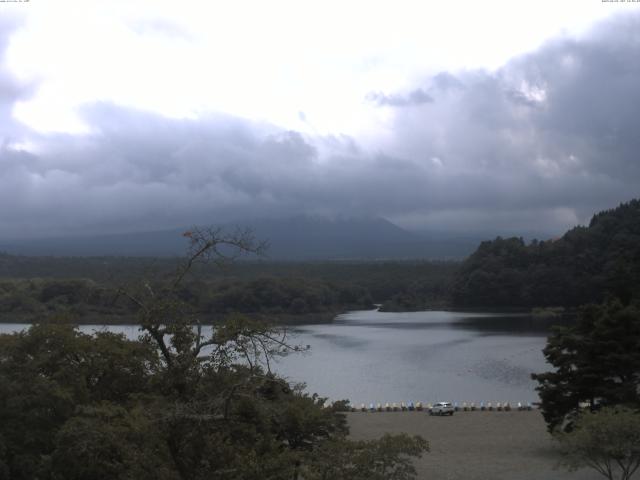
(532, 300, 640, 431)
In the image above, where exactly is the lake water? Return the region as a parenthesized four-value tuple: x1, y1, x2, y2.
(275, 310, 553, 406)
(0, 309, 554, 406)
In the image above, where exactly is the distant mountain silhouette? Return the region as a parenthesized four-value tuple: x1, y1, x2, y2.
(0, 216, 481, 259)
(0, 228, 189, 257)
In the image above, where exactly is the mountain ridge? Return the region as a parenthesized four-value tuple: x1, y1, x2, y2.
(0, 215, 481, 260)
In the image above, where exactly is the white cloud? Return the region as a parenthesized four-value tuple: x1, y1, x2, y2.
(5, 0, 638, 137)
(1, 6, 640, 239)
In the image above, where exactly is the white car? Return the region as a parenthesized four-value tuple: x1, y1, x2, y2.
(430, 402, 455, 416)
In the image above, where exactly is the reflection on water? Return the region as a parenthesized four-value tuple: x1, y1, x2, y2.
(306, 333, 369, 349)
(0, 310, 560, 406)
(453, 314, 571, 336)
(275, 309, 557, 405)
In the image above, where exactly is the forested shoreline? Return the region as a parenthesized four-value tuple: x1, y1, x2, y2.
(1, 201, 640, 479)
(0, 257, 457, 324)
(450, 200, 640, 309)
(2, 200, 640, 323)
(0, 229, 430, 479)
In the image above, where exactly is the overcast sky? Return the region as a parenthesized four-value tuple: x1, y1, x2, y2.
(1, 0, 639, 239)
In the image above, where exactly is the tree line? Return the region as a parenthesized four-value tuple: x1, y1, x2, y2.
(450, 199, 640, 309)
(0, 228, 428, 480)
(0, 276, 376, 324)
(0, 256, 458, 322)
(445, 201, 640, 479)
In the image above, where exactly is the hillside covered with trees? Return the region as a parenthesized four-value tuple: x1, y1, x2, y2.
(451, 199, 640, 308)
(0, 228, 428, 479)
(0, 257, 457, 323)
(0, 276, 375, 324)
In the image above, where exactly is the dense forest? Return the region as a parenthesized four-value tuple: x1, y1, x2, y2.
(0, 255, 457, 323)
(0, 276, 373, 324)
(1, 204, 640, 478)
(2, 199, 640, 321)
(0, 229, 428, 479)
(450, 199, 640, 308)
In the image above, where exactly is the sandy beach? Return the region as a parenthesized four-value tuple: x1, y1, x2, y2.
(347, 410, 602, 480)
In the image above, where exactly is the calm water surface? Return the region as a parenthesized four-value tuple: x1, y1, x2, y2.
(0, 310, 554, 405)
(274, 310, 552, 405)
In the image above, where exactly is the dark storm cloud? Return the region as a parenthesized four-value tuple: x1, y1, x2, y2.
(1, 13, 640, 239)
(379, 12, 640, 231)
(366, 88, 433, 107)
